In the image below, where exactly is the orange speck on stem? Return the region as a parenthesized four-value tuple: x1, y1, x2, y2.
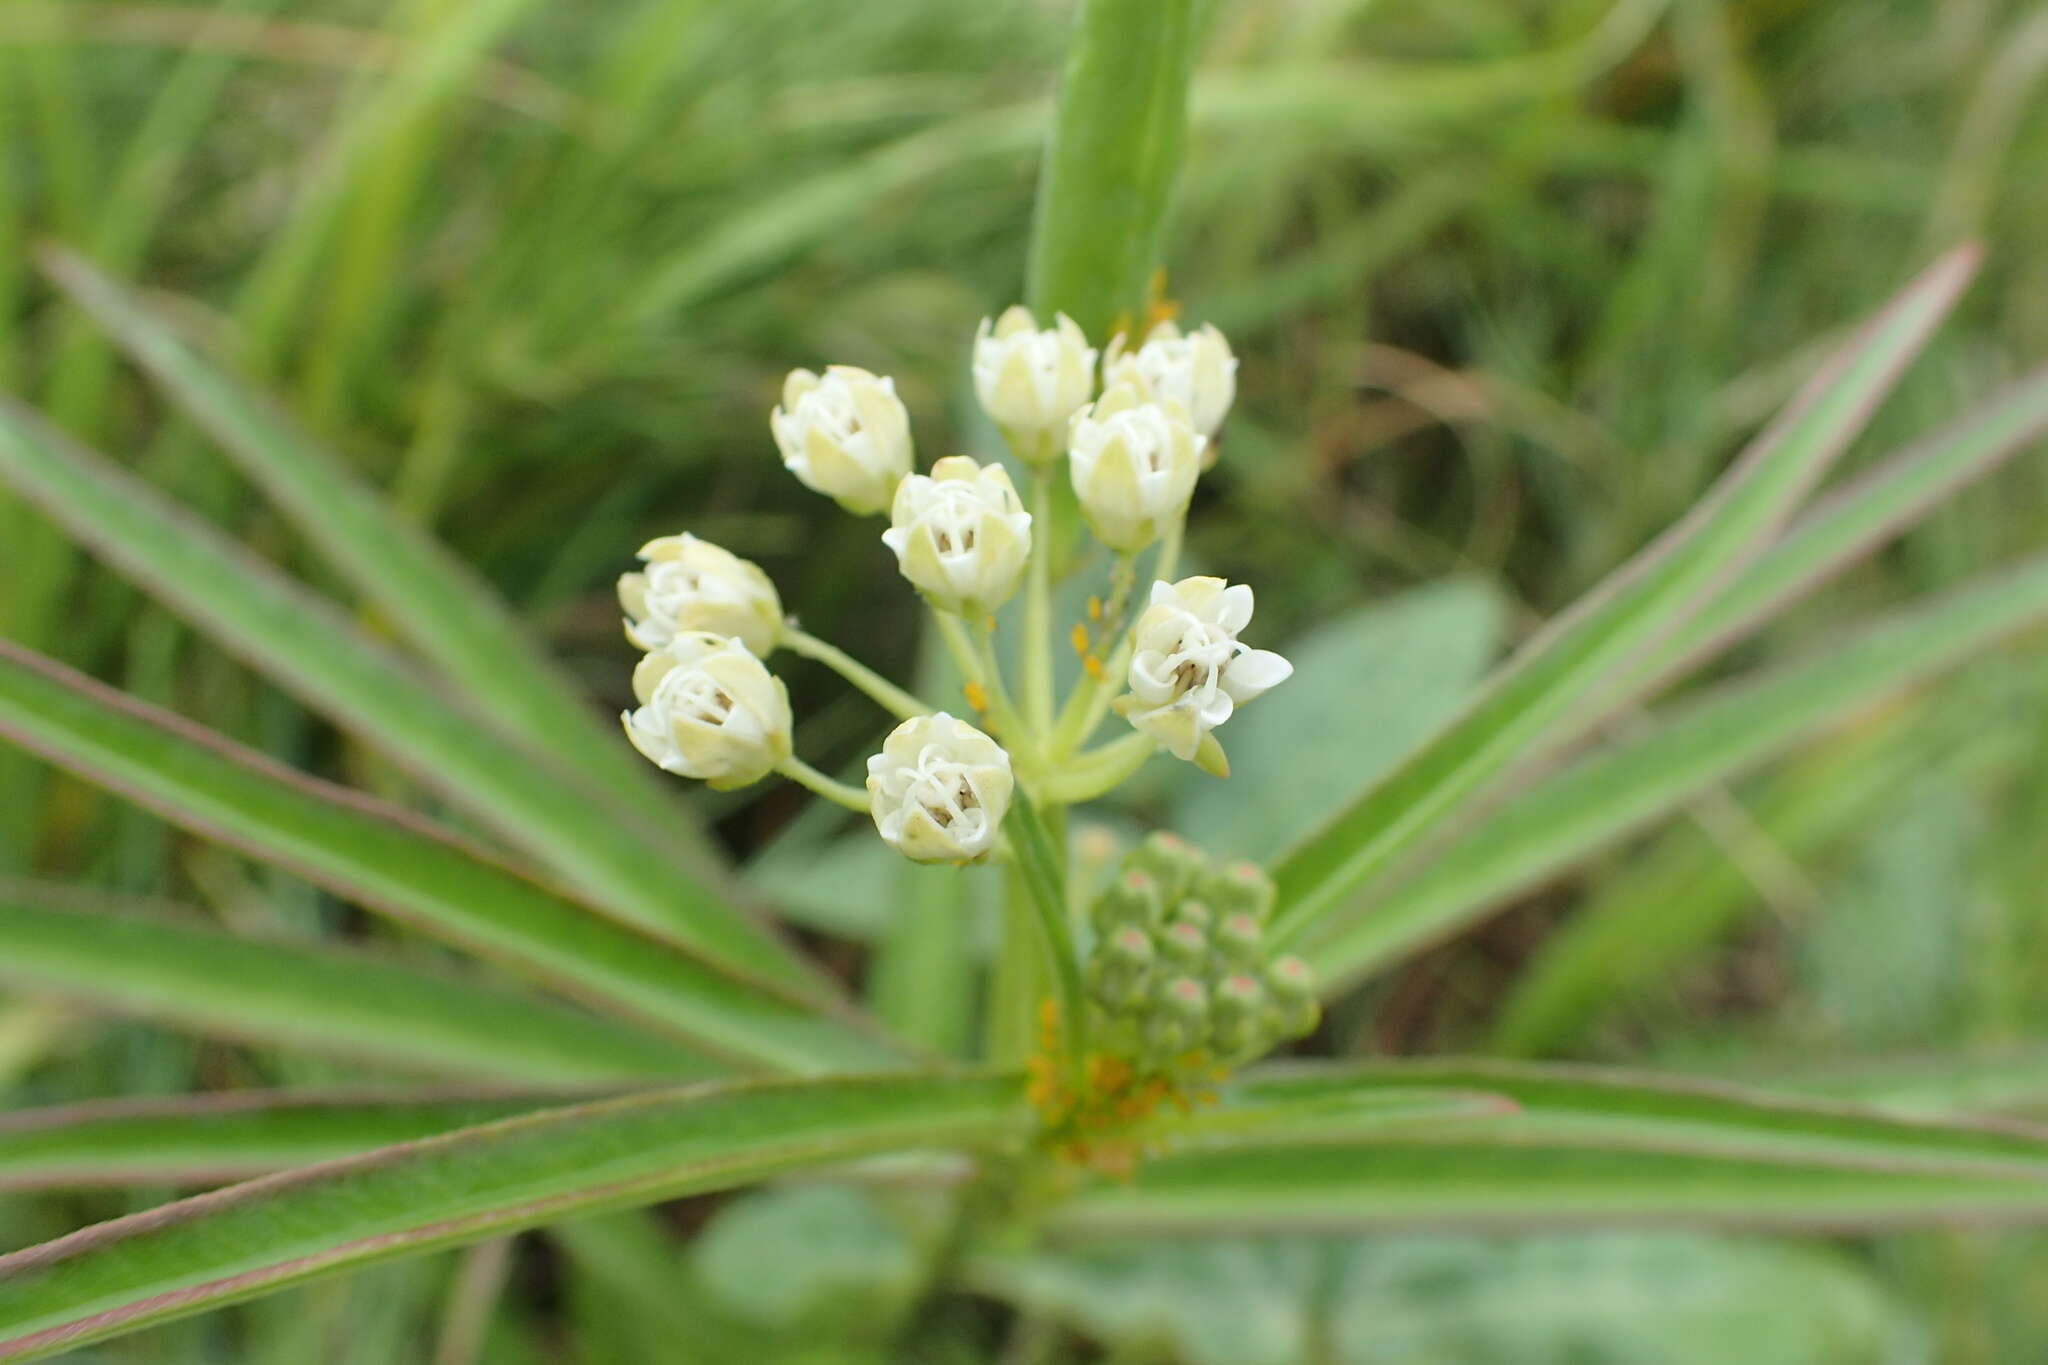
(1082, 655, 1106, 681)
(1070, 624, 1090, 656)
(963, 680, 989, 712)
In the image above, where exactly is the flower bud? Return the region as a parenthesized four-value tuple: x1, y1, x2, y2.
(1103, 321, 1238, 438)
(1128, 831, 1205, 909)
(972, 306, 1096, 462)
(1088, 925, 1156, 1010)
(1211, 972, 1269, 1055)
(1115, 576, 1293, 761)
(1265, 956, 1320, 1039)
(1206, 861, 1277, 924)
(623, 634, 791, 790)
(865, 712, 1013, 863)
(1066, 384, 1203, 551)
(1147, 976, 1209, 1055)
(618, 533, 782, 658)
(1090, 869, 1165, 936)
(1215, 911, 1264, 966)
(1159, 921, 1210, 971)
(880, 456, 1032, 616)
(770, 365, 913, 515)
(1172, 899, 1215, 933)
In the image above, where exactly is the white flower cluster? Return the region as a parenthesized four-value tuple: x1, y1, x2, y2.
(617, 307, 1288, 864)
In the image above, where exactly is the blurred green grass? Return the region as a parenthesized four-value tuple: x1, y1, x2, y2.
(2, 0, 2047, 1359)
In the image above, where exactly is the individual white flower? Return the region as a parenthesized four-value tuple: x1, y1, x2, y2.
(1113, 576, 1293, 761)
(1103, 321, 1238, 438)
(865, 712, 1013, 862)
(1066, 383, 1204, 552)
(770, 365, 914, 515)
(972, 306, 1096, 463)
(623, 633, 792, 790)
(618, 533, 782, 657)
(880, 456, 1032, 616)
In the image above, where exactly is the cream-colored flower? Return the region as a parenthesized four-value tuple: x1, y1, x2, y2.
(770, 365, 914, 515)
(865, 712, 1013, 862)
(618, 533, 782, 657)
(1114, 576, 1293, 761)
(1103, 321, 1238, 438)
(623, 634, 792, 790)
(880, 456, 1032, 616)
(1066, 383, 1204, 551)
(972, 306, 1096, 462)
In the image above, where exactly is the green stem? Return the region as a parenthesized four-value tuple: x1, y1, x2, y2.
(1039, 732, 1156, 803)
(776, 757, 871, 813)
(780, 625, 931, 720)
(1022, 470, 1056, 731)
(1005, 792, 1089, 1080)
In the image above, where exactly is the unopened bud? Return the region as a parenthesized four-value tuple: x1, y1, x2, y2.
(1215, 911, 1264, 966)
(1211, 972, 1269, 1055)
(1090, 869, 1164, 936)
(1172, 899, 1214, 932)
(1207, 861, 1276, 924)
(1265, 955, 1320, 1039)
(1159, 921, 1209, 971)
(1129, 831, 1205, 908)
(1087, 926, 1156, 1010)
(1146, 976, 1209, 1055)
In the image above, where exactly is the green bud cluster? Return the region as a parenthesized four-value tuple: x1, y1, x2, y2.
(1082, 834, 1320, 1070)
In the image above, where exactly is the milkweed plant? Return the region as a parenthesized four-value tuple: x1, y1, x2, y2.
(1, 0, 2048, 1359)
(621, 305, 1321, 1154)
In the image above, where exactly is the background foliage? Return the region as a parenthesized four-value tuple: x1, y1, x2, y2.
(2, 0, 2047, 1358)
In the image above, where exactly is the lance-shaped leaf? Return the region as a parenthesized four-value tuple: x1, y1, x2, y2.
(36, 247, 720, 873)
(1268, 248, 1980, 946)
(0, 889, 711, 1084)
(0, 1091, 574, 1192)
(0, 640, 898, 1075)
(1638, 360, 2048, 689)
(0, 1074, 1025, 1361)
(1058, 1062, 2048, 1237)
(1026, 0, 1197, 338)
(1299, 552, 2048, 989)
(0, 395, 812, 991)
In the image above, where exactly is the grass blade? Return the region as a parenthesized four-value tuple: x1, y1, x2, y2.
(0, 394, 812, 990)
(1300, 553, 2048, 990)
(0, 1074, 1025, 1361)
(36, 246, 721, 868)
(0, 886, 712, 1084)
(1268, 247, 1980, 946)
(0, 639, 898, 1075)
(0, 1091, 572, 1193)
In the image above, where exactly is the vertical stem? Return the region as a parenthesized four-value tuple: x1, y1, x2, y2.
(1022, 471, 1056, 731)
(985, 0, 1198, 1074)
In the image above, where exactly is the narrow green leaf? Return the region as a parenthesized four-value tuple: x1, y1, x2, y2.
(0, 1091, 568, 1192)
(1643, 360, 2048, 687)
(0, 640, 899, 1075)
(1216, 1063, 2048, 1176)
(0, 888, 711, 1084)
(0, 1074, 1025, 1361)
(0, 396, 811, 990)
(1489, 727, 1921, 1058)
(1064, 1061, 2048, 1235)
(1060, 1143, 2048, 1236)
(36, 247, 723, 872)
(1026, 0, 1197, 339)
(1300, 553, 2048, 990)
(1269, 248, 1980, 946)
